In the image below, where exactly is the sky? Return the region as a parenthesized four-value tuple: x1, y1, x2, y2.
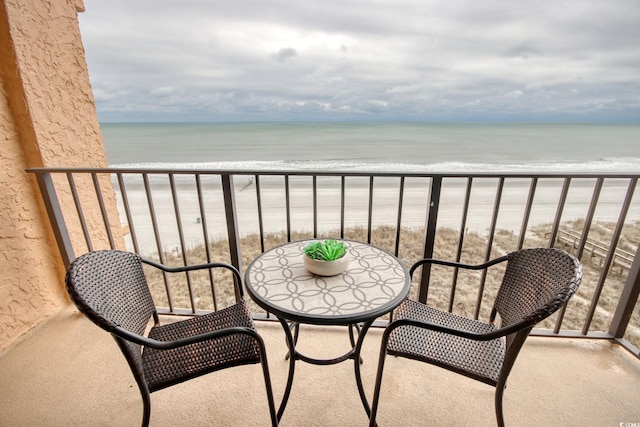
(77, 0, 640, 123)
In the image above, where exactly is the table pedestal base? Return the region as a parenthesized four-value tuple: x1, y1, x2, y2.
(284, 322, 364, 365)
(276, 318, 374, 421)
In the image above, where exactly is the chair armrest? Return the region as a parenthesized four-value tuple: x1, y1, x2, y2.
(141, 258, 244, 297)
(409, 255, 509, 278)
(385, 316, 533, 342)
(112, 324, 263, 350)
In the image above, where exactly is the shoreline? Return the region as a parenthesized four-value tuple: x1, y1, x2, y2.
(113, 176, 639, 256)
(102, 122, 640, 173)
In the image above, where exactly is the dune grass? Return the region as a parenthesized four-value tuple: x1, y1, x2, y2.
(144, 219, 639, 348)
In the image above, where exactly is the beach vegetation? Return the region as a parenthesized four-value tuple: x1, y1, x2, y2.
(142, 220, 640, 349)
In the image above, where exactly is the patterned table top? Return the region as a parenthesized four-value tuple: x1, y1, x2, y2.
(245, 240, 411, 325)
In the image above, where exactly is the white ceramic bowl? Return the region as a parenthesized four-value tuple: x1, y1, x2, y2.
(303, 253, 349, 276)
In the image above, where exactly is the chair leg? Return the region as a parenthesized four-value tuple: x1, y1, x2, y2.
(114, 338, 152, 427)
(255, 335, 279, 427)
(141, 388, 151, 427)
(495, 382, 506, 427)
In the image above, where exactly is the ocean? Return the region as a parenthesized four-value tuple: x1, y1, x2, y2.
(100, 122, 640, 173)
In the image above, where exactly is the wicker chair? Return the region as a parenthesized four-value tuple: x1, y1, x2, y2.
(368, 248, 582, 427)
(65, 250, 278, 427)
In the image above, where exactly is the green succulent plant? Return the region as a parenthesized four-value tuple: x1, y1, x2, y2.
(303, 239, 347, 261)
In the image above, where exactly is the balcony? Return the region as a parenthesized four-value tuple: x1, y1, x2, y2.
(5, 166, 639, 425)
(1, 304, 639, 426)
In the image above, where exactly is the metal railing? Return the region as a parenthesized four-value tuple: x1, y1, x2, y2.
(28, 167, 640, 357)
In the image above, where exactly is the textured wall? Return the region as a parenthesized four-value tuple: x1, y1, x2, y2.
(0, 72, 67, 352)
(7, 0, 104, 168)
(0, 0, 122, 352)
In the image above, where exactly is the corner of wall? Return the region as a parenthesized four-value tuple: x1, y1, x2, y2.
(0, 0, 119, 353)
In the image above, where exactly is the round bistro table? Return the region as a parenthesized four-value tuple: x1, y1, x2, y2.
(244, 239, 411, 421)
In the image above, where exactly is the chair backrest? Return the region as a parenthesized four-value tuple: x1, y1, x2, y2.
(65, 250, 157, 338)
(492, 247, 582, 351)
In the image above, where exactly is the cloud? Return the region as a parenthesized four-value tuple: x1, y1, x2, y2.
(271, 47, 298, 62)
(78, 0, 640, 122)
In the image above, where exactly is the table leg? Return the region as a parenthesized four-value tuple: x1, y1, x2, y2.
(277, 317, 297, 421)
(354, 320, 375, 417)
(285, 324, 361, 365)
(284, 322, 300, 361)
(275, 318, 374, 421)
(348, 323, 364, 364)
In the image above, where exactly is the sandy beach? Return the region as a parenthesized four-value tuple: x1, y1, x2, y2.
(112, 174, 640, 256)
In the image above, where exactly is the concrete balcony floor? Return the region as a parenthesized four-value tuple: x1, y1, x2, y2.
(1, 305, 639, 427)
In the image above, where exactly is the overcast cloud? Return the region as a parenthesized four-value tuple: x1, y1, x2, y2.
(78, 0, 640, 123)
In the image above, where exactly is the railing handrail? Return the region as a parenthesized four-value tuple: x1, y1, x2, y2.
(26, 166, 640, 179)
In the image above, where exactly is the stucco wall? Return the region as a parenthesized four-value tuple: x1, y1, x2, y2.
(0, 70, 67, 352)
(0, 0, 122, 352)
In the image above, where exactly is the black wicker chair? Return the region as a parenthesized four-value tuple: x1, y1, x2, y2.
(65, 250, 278, 427)
(369, 248, 582, 427)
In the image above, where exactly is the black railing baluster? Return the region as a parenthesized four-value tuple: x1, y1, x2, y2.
(418, 175, 442, 304)
(475, 177, 504, 320)
(367, 176, 374, 244)
(610, 242, 640, 343)
(143, 173, 174, 312)
(394, 177, 405, 257)
(518, 177, 538, 250)
(450, 177, 473, 312)
(91, 173, 116, 249)
(67, 173, 93, 252)
(341, 176, 346, 239)
(552, 177, 573, 333)
(195, 174, 218, 311)
(116, 173, 140, 254)
(34, 171, 75, 266)
(576, 178, 603, 261)
(255, 175, 265, 253)
(221, 174, 242, 301)
(312, 175, 318, 239)
(169, 173, 196, 313)
(548, 177, 571, 248)
(285, 175, 291, 242)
